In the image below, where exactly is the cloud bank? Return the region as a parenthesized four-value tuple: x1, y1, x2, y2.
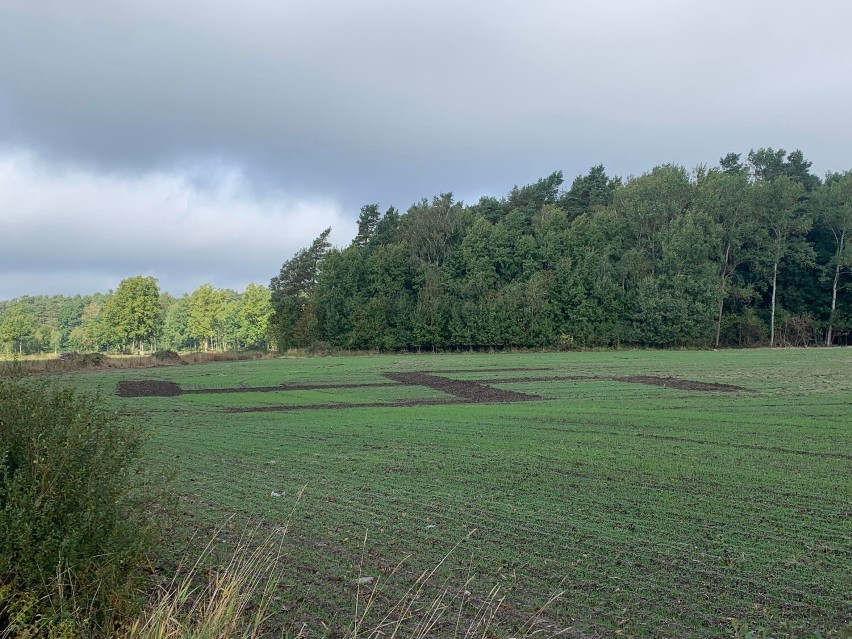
(1, 0, 850, 298)
(0, 153, 354, 298)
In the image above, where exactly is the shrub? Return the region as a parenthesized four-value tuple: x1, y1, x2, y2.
(0, 370, 161, 635)
(720, 309, 768, 347)
(151, 349, 180, 362)
(304, 341, 336, 356)
(77, 352, 105, 367)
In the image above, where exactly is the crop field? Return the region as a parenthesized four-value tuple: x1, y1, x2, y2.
(64, 349, 850, 637)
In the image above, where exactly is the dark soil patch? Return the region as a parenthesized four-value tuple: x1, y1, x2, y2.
(116, 380, 182, 397)
(226, 372, 543, 412)
(116, 370, 744, 411)
(471, 374, 745, 392)
(384, 372, 541, 402)
(613, 375, 745, 392)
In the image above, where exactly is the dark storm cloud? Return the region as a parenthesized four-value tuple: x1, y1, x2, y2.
(1, 0, 850, 297)
(4, 0, 851, 198)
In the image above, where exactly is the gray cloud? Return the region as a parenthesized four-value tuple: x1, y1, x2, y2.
(1, 0, 851, 297)
(0, 153, 354, 297)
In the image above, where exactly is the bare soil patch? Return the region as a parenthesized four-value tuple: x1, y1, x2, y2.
(116, 370, 744, 412)
(116, 380, 182, 397)
(384, 372, 541, 403)
(476, 374, 745, 392)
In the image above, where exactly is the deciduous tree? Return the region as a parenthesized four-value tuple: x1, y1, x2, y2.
(102, 276, 162, 354)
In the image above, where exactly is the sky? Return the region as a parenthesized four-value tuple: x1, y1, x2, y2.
(2, 0, 851, 299)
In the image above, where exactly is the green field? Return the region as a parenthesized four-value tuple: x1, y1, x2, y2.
(64, 349, 851, 637)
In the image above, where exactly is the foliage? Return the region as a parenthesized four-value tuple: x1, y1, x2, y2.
(0, 305, 37, 354)
(102, 276, 162, 354)
(235, 283, 273, 350)
(259, 150, 852, 350)
(4, 147, 852, 352)
(151, 349, 180, 361)
(269, 228, 331, 349)
(0, 371, 160, 634)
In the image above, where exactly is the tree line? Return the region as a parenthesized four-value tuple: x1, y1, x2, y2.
(271, 149, 851, 350)
(3, 147, 850, 355)
(0, 280, 273, 355)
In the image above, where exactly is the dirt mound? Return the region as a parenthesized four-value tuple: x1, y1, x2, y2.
(116, 380, 182, 397)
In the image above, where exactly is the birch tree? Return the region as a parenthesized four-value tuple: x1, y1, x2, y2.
(814, 172, 852, 345)
(752, 177, 813, 346)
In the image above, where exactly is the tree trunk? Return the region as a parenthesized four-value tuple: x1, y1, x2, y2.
(826, 231, 846, 347)
(716, 244, 731, 348)
(715, 293, 725, 348)
(770, 260, 778, 347)
(827, 261, 840, 347)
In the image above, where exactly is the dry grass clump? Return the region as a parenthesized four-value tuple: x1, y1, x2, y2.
(127, 525, 565, 639)
(125, 526, 286, 639)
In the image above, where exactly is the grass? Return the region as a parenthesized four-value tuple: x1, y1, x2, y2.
(58, 349, 852, 637)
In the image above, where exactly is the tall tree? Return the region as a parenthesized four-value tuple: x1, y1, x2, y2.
(696, 168, 755, 346)
(188, 284, 218, 351)
(236, 283, 274, 349)
(161, 295, 193, 350)
(102, 276, 162, 354)
(67, 298, 108, 352)
(269, 228, 332, 349)
(560, 164, 620, 218)
(752, 177, 813, 346)
(748, 148, 819, 190)
(719, 152, 747, 176)
(614, 164, 693, 275)
(403, 194, 467, 267)
(352, 204, 381, 249)
(813, 172, 852, 345)
(748, 148, 788, 182)
(0, 305, 37, 354)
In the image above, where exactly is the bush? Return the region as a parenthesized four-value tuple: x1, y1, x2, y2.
(720, 309, 768, 347)
(77, 352, 105, 367)
(304, 341, 336, 356)
(0, 370, 161, 635)
(151, 349, 180, 362)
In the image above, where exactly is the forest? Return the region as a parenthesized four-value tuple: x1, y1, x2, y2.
(2, 148, 851, 354)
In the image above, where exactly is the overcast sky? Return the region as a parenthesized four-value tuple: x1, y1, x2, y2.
(2, 0, 851, 299)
